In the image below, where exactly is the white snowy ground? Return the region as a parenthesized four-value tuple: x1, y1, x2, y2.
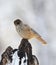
(0, 0, 56, 65)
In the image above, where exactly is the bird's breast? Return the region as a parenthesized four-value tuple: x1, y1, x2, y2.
(16, 26, 35, 39)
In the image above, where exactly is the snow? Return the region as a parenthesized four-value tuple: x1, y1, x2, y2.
(0, 0, 56, 65)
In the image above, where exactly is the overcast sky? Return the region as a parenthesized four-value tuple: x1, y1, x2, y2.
(0, 0, 56, 65)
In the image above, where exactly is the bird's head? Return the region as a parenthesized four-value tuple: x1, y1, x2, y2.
(14, 19, 22, 26)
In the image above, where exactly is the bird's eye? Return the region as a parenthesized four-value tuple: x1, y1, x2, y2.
(14, 19, 21, 25)
(16, 20, 21, 25)
(17, 22, 20, 24)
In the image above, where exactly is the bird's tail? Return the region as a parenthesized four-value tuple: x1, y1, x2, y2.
(36, 36, 47, 45)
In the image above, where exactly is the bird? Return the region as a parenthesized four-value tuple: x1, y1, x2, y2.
(14, 19, 47, 45)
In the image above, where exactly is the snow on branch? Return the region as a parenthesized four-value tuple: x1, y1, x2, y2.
(0, 39, 39, 65)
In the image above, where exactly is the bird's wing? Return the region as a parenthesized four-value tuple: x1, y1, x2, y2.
(24, 24, 31, 31)
(24, 24, 41, 36)
(24, 24, 47, 44)
(31, 28, 41, 37)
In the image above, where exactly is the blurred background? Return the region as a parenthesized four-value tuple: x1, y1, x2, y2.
(0, 0, 56, 65)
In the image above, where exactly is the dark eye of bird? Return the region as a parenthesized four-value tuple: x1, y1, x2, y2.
(17, 22, 20, 25)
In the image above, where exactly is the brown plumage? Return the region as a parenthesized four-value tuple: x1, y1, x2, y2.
(14, 19, 47, 45)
